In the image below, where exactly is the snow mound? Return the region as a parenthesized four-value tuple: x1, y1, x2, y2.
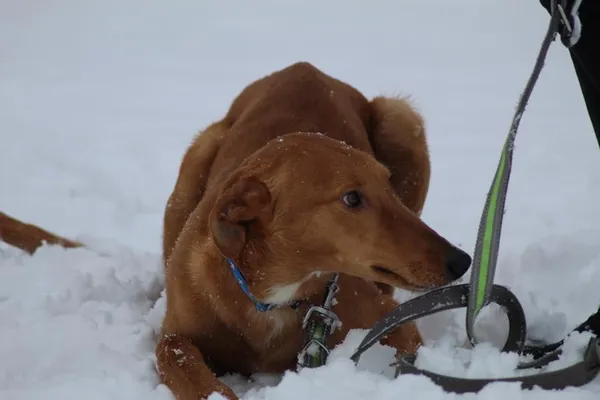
(1, 232, 599, 399)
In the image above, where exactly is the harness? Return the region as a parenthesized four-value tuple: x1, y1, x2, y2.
(351, 0, 600, 392)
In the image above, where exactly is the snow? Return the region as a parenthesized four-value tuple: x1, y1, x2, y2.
(1, 0, 600, 399)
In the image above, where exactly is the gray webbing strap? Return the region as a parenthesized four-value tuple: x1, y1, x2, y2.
(394, 337, 599, 393)
(350, 284, 527, 363)
(349, 284, 600, 392)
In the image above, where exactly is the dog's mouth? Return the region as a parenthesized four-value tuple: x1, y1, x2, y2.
(370, 265, 430, 291)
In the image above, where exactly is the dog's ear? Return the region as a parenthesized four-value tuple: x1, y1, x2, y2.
(209, 176, 273, 259)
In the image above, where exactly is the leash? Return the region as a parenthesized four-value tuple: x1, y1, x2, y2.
(465, 0, 579, 349)
(351, 0, 600, 392)
(350, 283, 600, 392)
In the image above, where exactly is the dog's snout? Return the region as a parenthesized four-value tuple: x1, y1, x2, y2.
(445, 246, 472, 281)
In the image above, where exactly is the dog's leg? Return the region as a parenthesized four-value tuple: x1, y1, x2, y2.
(329, 274, 422, 355)
(0, 211, 82, 254)
(377, 306, 422, 356)
(156, 333, 238, 400)
(163, 120, 227, 264)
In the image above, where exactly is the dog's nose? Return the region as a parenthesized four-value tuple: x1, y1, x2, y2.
(445, 246, 472, 281)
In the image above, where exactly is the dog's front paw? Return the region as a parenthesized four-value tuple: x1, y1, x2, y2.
(382, 321, 423, 356)
(156, 333, 239, 400)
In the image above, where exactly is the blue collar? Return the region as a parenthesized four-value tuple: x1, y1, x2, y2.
(226, 258, 301, 312)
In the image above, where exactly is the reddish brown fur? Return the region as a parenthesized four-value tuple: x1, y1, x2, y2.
(159, 62, 469, 399)
(0, 211, 81, 254)
(0, 62, 469, 400)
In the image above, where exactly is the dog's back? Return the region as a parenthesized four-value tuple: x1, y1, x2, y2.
(162, 62, 430, 264)
(209, 62, 376, 184)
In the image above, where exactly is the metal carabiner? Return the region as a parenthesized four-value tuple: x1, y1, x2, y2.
(557, 0, 582, 47)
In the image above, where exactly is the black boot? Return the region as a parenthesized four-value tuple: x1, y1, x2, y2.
(574, 306, 600, 336)
(538, 0, 600, 147)
(524, 0, 600, 361)
(524, 305, 600, 358)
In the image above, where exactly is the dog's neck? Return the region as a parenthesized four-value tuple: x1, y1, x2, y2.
(224, 249, 331, 309)
(225, 257, 302, 312)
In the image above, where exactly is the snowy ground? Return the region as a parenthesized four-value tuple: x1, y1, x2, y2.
(1, 0, 600, 399)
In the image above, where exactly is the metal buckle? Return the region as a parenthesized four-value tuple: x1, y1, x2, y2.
(302, 305, 341, 334)
(297, 273, 342, 369)
(323, 275, 340, 308)
(301, 274, 341, 333)
(299, 338, 331, 357)
(557, 0, 582, 47)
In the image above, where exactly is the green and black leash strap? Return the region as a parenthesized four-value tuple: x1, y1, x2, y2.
(298, 273, 341, 369)
(465, 0, 558, 346)
(351, 0, 600, 392)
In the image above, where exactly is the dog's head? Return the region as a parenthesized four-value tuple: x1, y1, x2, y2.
(209, 132, 471, 297)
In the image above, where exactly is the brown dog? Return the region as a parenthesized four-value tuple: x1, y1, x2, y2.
(156, 62, 472, 399)
(0, 62, 471, 400)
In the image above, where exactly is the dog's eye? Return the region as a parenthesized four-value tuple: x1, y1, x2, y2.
(341, 190, 364, 209)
